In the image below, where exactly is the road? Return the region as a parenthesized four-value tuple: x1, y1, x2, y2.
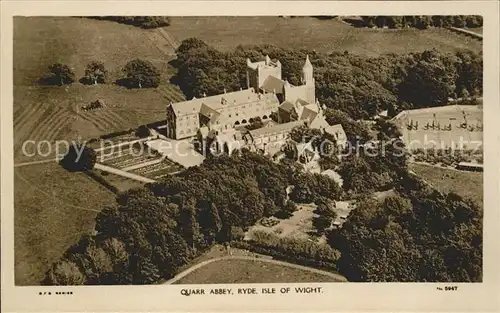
(164, 255, 347, 284)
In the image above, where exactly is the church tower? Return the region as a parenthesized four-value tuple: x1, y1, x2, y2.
(302, 55, 314, 86)
(301, 55, 315, 103)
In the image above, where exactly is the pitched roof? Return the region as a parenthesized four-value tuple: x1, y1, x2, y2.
(296, 141, 315, 155)
(261, 75, 285, 93)
(324, 124, 347, 140)
(171, 88, 277, 116)
(279, 101, 295, 112)
(249, 120, 303, 138)
(299, 105, 319, 122)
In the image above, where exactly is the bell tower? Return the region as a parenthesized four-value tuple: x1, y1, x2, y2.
(302, 55, 314, 86)
(300, 55, 315, 103)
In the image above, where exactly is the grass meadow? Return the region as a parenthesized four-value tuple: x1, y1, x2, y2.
(173, 258, 341, 284)
(14, 162, 116, 285)
(14, 17, 185, 161)
(167, 16, 482, 56)
(409, 163, 483, 208)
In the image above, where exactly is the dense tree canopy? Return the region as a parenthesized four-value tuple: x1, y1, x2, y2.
(90, 16, 171, 29)
(174, 39, 482, 120)
(338, 139, 407, 195)
(47, 150, 342, 284)
(330, 177, 482, 282)
(358, 15, 483, 29)
(121, 59, 161, 88)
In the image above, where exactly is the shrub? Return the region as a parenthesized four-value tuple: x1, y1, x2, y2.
(40, 63, 75, 86)
(60, 144, 97, 172)
(240, 230, 341, 270)
(136, 125, 151, 138)
(46, 260, 85, 285)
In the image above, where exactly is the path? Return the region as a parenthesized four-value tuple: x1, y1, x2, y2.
(447, 27, 483, 40)
(14, 158, 60, 168)
(164, 255, 347, 284)
(409, 160, 478, 173)
(94, 163, 156, 183)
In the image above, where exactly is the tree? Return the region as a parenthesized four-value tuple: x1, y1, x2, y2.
(331, 182, 482, 282)
(275, 200, 298, 219)
(176, 37, 209, 57)
(41, 63, 75, 86)
(324, 108, 371, 144)
(84, 245, 114, 283)
(90, 16, 171, 29)
(101, 238, 129, 267)
(200, 203, 222, 243)
(83, 61, 108, 85)
(246, 117, 264, 130)
(60, 144, 97, 172)
(134, 259, 161, 284)
(397, 50, 458, 108)
(375, 118, 402, 141)
(178, 205, 201, 248)
(46, 260, 85, 285)
(455, 51, 483, 97)
(313, 214, 333, 234)
(122, 59, 161, 88)
(136, 125, 151, 138)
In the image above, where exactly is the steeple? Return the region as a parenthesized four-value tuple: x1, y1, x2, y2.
(303, 54, 312, 69)
(302, 55, 314, 85)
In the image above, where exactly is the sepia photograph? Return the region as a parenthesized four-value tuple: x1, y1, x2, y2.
(2, 1, 499, 312)
(12, 14, 485, 286)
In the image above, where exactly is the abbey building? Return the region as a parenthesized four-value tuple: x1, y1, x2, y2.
(165, 55, 346, 154)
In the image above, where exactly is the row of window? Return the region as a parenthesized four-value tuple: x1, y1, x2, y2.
(178, 127, 199, 136)
(254, 133, 286, 145)
(177, 114, 197, 121)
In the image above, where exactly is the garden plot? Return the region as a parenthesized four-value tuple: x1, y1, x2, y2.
(111, 154, 161, 169)
(246, 204, 317, 241)
(130, 159, 183, 179)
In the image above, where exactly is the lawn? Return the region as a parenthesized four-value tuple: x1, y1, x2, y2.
(166, 16, 482, 56)
(173, 258, 341, 284)
(409, 163, 483, 208)
(14, 162, 117, 285)
(90, 169, 145, 194)
(14, 17, 177, 85)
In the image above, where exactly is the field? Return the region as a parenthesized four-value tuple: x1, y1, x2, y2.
(166, 16, 482, 56)
(468, 27, 483, 35)
(409, 163, 483, 208)
(394, 105, 483, 151)
(173, 258, 342, 284)
(14, 17, 185, 162)
(14, 162, 116, 285)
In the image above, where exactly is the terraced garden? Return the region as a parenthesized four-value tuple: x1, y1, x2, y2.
(95, 140, 184, 180)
